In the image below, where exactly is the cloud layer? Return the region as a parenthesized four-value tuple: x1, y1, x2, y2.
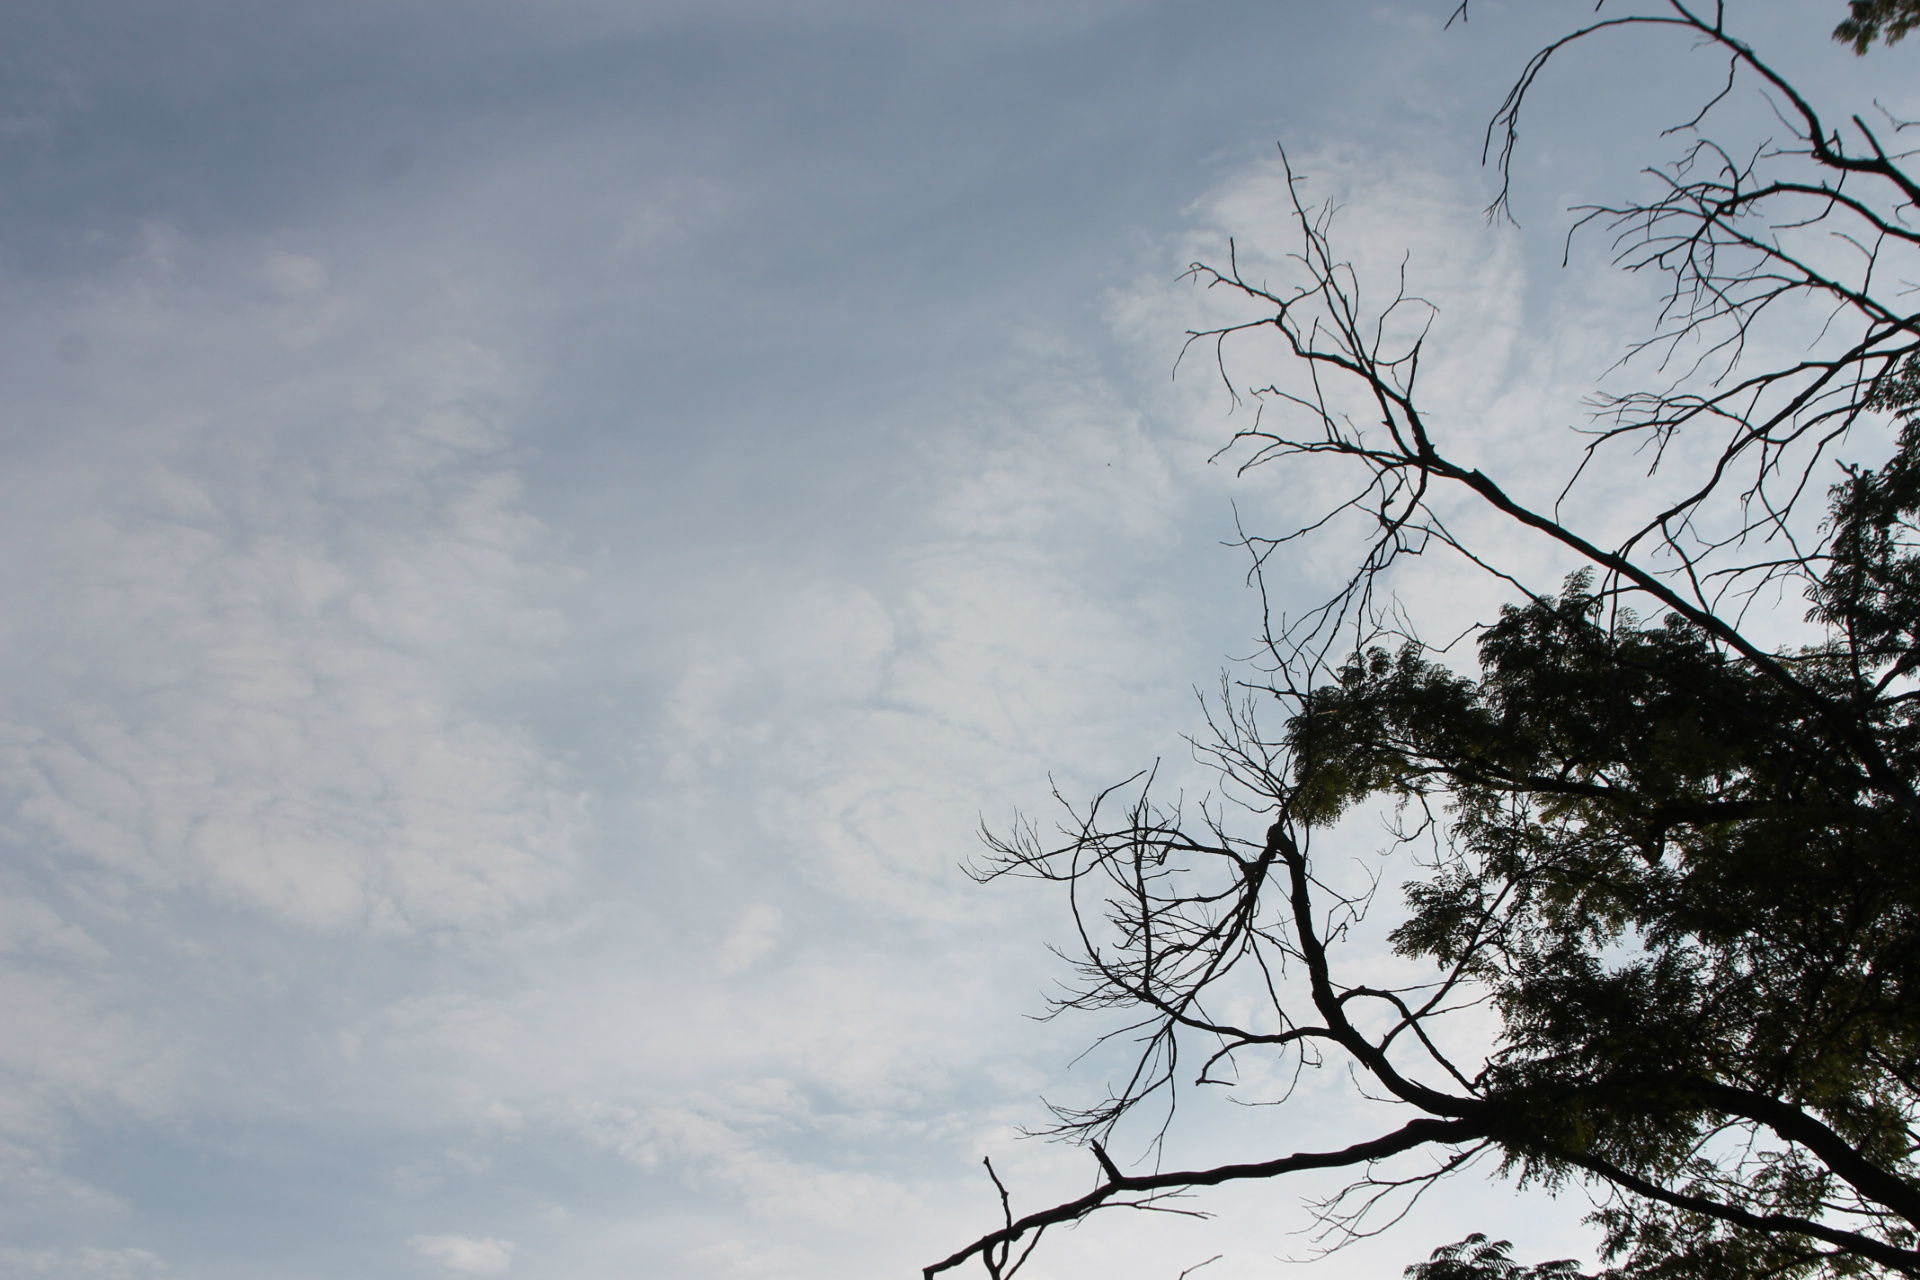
(0, 3, 1903, 1278)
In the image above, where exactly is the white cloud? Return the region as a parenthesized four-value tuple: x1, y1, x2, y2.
(408, 1235, 514, 1275)
(0, 264, 581, 934)
(0, 1134, 127, 1217)
(563, 1088, 913, 1228)
(613, 179, 733, 256)
(716, 904, 782, 974)
(0, 1248, 167, 1280)
(263, 250, 328, 299)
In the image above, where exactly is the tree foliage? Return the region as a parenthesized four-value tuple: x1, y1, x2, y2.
(928, 4, 1920, 1280)
(1836, 0, 1920, 53)
(1408, 1234, 1591, 1280)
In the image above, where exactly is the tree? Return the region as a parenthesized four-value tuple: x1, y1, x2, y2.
(927, 5, 1920, 1279)
(1408, 1234, 1590, 1280)
(1836, 1, 1920, 53)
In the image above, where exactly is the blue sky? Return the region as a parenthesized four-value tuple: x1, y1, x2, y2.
(0, 3, 1911, 1278)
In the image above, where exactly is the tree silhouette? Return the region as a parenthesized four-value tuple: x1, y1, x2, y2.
(929, 5, 1920, 1279)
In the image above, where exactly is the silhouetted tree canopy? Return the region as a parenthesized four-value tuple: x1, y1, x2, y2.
(929, 5, 1920, 1280)
(1410, 1235, 1591, 1280)
(1836, 0, 1920, 52)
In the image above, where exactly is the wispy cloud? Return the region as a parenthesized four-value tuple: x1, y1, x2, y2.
(410, 1235, 515, 1275)
(0, 4, 1899, 1278)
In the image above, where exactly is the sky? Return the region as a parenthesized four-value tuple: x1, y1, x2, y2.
(0, 3, 1912, 1279)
